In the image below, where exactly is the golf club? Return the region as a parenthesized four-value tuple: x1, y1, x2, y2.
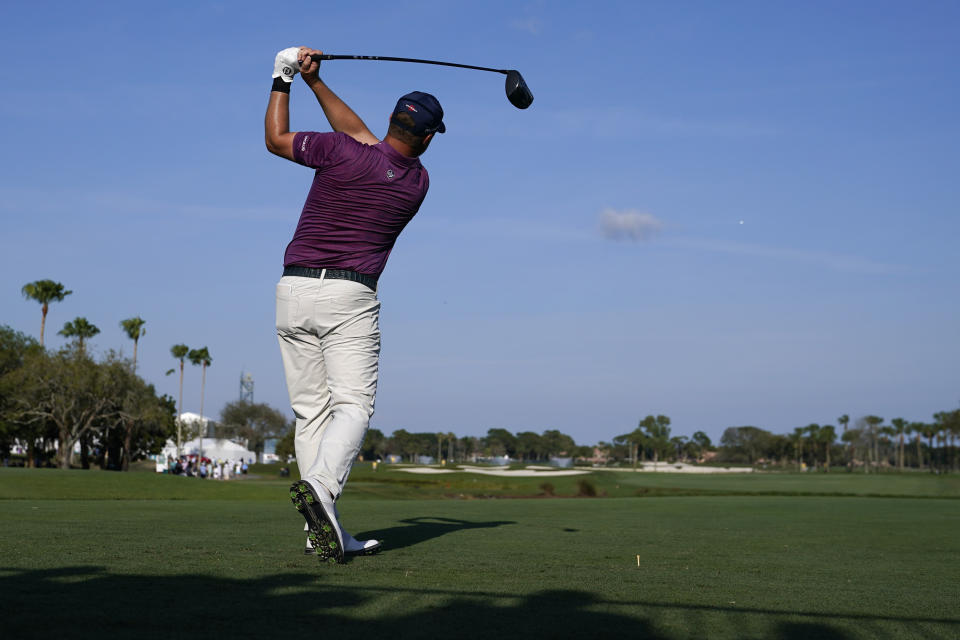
(303, 53, 534, 109)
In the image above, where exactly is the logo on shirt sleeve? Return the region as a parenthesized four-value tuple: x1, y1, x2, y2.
(385, 169, 395, 181)
(300, 135, 310, 152)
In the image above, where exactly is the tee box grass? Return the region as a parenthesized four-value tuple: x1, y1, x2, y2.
(0, 466, 958, 639)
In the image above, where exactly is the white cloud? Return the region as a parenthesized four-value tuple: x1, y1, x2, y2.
(509, 16, 542, 35)
(600, 209, 664, 241)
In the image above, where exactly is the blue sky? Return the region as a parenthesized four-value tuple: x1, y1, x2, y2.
(2, 1, 958, 446)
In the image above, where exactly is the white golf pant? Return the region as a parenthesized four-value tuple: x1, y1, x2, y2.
(275, 274, 380, 499)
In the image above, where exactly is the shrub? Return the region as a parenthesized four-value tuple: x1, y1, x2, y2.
(576, 479, 597, 497)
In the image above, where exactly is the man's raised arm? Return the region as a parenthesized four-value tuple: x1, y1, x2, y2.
(298, 48, 379, 145)
(264, 47, 300, 160)
(264, 47, 379, 162)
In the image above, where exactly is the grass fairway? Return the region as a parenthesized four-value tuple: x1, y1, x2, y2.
(1, 468, 958, 639)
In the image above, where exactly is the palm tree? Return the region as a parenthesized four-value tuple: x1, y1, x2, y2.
(119, 317, 146, 372)
(447, 431, 457, 463)
(819, 425, 837, 472)
(792, 427, 806, 469)
(863, 416, 884, 472)
(934, 410, 959, 473)
(879, 426, 896, 468)
(436, 432, 445, 463)
(921, 421, 937, 473)
(841, 427, 860, 472)
(188, 347, 212, 438)
(891, 418, 907, 471)
(805, 424, 821, 470)
(21, 280, 72, 346)
(58, 317, 100, 354)
(908, 422, 924, 469)
(838, 414, 850, 466)
(169, 344, 190, 456)
(950, 410, 960, 473)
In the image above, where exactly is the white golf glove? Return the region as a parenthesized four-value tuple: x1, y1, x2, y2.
(272, 47, 301, 83)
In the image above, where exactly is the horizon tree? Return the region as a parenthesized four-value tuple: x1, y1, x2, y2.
(950, 410, 960, 473)
(839, 413, 851, 466)
(863, 416, 884, 472)
(838, 414, 849, 433)
(908, 421, 925, 469)
(58, 317, 100, 355)
(793, 427, 806, 469)
(841, 426, 863, 472)
(0, 326, 45, 467)
(188, 347, 212, 455)
(819, 425, 837, 471)
(168, 344, 190, 456)
(6, 347, 117, 468)
(932, 411, 954, 473)
(639, 415, 671, 465)
(891, 418, 907, 471)
(188, 347, 212, 422)
(804, 424, 821, 469)
(119, 317, 146, 372)
(220, 399, 287, 461)
(880, 425, 897, 467)
(21, 280, 72, 347)
(446, 431, 457, 463)
(516, 431, 543, 461)
(614, 427, 645, 469)
(670, 435, 689, 461)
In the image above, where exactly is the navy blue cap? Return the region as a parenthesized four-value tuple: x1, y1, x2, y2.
(392, 91, 446, 136)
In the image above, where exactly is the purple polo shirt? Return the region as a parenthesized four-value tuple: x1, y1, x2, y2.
(283, 131, 430, 276)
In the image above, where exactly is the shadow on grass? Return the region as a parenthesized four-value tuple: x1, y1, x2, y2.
(0, 567, 661, 638)
(2, 566, 956, 639)
(355, 516, 516, 551)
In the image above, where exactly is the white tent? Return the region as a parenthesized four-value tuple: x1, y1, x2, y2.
(160, 437, 255, 463)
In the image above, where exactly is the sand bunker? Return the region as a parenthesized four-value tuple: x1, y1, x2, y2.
(594, 462, 754, 474)
(392, 462, 753, 476)
(395, 464, 589, 477)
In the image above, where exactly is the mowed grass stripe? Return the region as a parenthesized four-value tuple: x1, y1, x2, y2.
(1, 490, 957, 639)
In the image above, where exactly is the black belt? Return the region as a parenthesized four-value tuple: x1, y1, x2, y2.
(283, 266, 378, 291)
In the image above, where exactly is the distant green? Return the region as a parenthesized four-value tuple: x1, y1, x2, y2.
(3, 463, 959, 500)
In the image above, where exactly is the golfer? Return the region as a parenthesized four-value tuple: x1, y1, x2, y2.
(265, 46, 444, 563)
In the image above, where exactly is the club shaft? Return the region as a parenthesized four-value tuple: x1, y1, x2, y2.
(309, 54, 508, 75)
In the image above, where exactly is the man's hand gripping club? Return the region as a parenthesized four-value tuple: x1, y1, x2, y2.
(272, 47, 301, 83)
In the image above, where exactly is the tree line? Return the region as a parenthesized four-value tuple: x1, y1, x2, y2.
(0, 325, 173, 469)
(2, 279, 216, 467)
(7, 281, 958, 473)
(716, 412, 960, 473)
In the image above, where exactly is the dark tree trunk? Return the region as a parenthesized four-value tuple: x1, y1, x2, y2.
(96, 427, 108, 469)
(80, 435, 90, 469)
(58, 427, 72, 469)
(121, 424, 133, 471)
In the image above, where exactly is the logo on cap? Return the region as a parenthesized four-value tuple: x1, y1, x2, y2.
(405, 104, 418, 112)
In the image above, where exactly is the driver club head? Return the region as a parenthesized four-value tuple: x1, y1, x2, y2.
(505, 70, 533, 109)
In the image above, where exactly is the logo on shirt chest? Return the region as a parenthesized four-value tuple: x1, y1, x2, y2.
(385, 169, 395, 181)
